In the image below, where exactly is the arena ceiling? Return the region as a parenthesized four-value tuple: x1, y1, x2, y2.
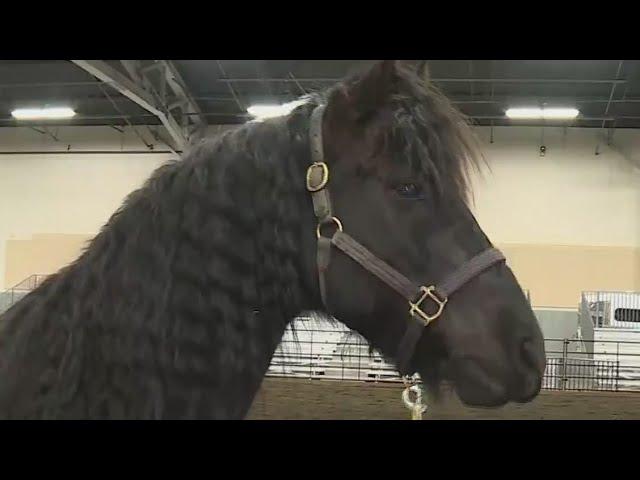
(1, 60, 638, 149)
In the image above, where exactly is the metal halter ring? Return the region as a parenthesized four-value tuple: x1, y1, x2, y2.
(402, 384, 428, 420)
(402, 384, 426, 409)
(306, 162, 329, 192)
(316, 216, 343, 239)
(409, 286, 448, 326)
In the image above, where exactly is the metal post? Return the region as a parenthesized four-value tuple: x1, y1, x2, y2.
(358, 338, 362, 381)
(616, 342, 620, 392)
(562, 339, 569, 390)
(309, 331, 313, 379)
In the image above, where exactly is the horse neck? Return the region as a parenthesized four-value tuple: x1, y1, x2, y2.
(126, 129, 319, 418)
(0, 124, 320, 419)
(150, 125, 320, 418)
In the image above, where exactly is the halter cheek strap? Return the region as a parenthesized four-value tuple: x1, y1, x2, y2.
(305, 104, 506, 376)
(307, 105, 334, 308)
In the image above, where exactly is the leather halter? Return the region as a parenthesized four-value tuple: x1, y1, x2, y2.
(306, 104, 506, 375)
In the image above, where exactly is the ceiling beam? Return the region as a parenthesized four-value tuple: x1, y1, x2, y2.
(8, 93, 640, 108)
(120, 60, 207, 141)
(161, 61, 207, 133)
(217, 77, 628, 85)
(180, 94, 640, 106)
(601, 60, 625, 130)
(70, 60, 187, 150)
(0, 81, 104, 89)
(0, 77, 628, 89)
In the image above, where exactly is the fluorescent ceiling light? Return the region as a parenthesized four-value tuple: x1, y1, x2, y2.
(11, 107, 76, 120)
(247, 99, 306, 121)
(506, 107, 579, 120)
(540, 108, 580, 119)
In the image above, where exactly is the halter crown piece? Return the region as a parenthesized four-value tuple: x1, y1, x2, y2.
(305, 104, 506, 375)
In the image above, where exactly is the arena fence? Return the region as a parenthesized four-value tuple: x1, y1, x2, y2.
(2, 277, 639, 393)
(267, 319, 640, 393)
(542, 338, 639, 391)
(0, 274, 47, 314)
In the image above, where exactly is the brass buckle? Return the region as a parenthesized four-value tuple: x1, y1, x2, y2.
(409, 286, 448, 326)
(316, 216, 343, 239)
(306, 162, 329, 192)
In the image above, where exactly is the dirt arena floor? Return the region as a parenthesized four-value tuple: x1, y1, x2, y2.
(247, 377, 640, 420)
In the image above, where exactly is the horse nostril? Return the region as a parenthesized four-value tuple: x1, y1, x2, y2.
(520, 338, 544, 374)
(512, 338, 545, 402)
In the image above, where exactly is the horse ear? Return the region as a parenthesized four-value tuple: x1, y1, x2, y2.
(397, 60, 430, 81)
(326, 60, 399, 124)
(417, 60, 430, 81)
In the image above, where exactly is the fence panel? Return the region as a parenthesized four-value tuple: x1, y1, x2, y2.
(268, 319, 640, 392)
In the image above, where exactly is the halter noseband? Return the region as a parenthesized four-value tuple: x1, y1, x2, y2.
(306, 104, 506, 375)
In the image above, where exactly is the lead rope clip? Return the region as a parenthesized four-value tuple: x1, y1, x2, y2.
(402, 383, 428, 420)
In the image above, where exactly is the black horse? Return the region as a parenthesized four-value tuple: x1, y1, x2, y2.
(0, 60, 545, 419)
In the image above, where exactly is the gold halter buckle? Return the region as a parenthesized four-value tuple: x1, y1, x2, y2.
(409, 286, 448, 326)
(306, 162, 329, 192)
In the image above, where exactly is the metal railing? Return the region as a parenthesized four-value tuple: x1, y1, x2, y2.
(267, 328, 404, 383)
(2, 277, 640, 392)
(542, 338, 640, 391)
(11, 274, 48, 291)
(267, 320, 640, 392)
(0, 274, 48, 315)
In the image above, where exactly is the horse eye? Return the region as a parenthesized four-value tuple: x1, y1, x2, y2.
(394, 183, 423, 199)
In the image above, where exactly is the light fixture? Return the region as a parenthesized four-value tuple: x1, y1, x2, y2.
(505, 107, 579, 120)
(11, 107, 76, 120)
(247, 99, 307, 121)
(540, 108, 580, 119)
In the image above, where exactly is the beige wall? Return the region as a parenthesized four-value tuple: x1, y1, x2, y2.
(498, 244, 640, 308)
(469, 126, 640, 308)
(0, 126, 174, 289)
(5, 233, 93, 287)
(1, 125, 639, 309)
(471, 127, 640, 247)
